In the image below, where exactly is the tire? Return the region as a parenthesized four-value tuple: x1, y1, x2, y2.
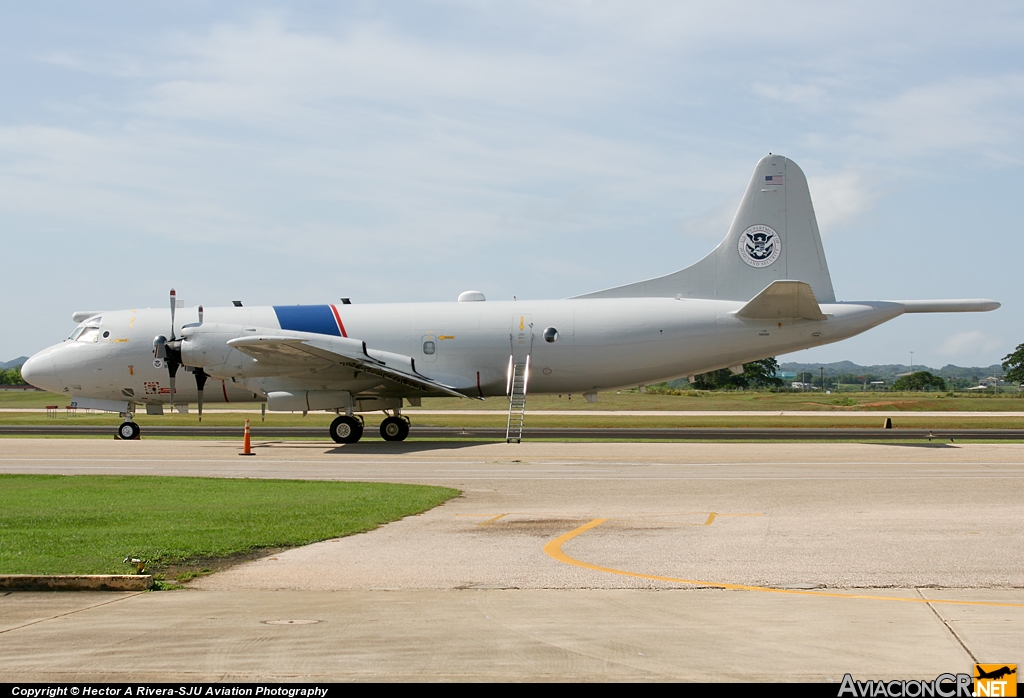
(118, 421, 141, 440)
(380, 416, 410, 442)
(329, 415, 363, 444)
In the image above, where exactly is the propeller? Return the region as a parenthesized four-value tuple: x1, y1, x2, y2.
(169, 290, 180, 410)
(153, 292, 214, 421)
(153, 290, 210, 418)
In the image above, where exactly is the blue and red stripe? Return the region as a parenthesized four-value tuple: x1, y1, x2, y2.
(272, 305, 348, 337)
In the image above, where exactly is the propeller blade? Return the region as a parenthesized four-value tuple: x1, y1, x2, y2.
(167, 357, 179, 409)
(169, 288, 177, 340)
(194, 368, 209, 422)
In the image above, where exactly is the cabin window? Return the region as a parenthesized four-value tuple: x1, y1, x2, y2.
(422, 340, 435, 355)
(543, 327, 559, 343)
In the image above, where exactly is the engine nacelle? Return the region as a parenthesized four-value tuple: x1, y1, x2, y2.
(179, 323, 248, 375)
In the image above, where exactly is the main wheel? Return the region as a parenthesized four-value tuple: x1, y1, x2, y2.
(329, 415, 363, 444)
(118, 421, 141, 440)
(379, 416, 410, 442)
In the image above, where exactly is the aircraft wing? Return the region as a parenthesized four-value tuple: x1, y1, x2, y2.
(226, 334, 469, 399)
(736, 280, 827, 321)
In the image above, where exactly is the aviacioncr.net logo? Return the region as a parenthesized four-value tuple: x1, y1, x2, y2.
(838, 673, 973, 697)
(974, 664, 1017, 697)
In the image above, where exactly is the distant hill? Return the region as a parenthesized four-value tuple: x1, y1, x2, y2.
(779, 361, 1004, 383)
(1, 357, 28, 370)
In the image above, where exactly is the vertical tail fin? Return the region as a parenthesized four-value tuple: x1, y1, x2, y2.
(574, 155, 836, 302)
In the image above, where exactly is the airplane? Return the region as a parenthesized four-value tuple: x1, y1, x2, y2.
(20, 154, 999, 444)
(975, 666, 1016, 681)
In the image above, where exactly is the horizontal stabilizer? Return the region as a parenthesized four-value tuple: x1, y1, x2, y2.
(898, 299, 1001, 313)
(736, 280, 826, 321)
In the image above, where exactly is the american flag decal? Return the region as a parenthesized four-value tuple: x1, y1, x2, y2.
(765, 174, 784, 185)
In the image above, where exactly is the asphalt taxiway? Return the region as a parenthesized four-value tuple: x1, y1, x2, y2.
(1, 438, 1022, 681)
(3, 424, 1023, 439)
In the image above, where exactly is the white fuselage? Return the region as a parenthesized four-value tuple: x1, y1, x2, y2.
(24, 297, 905, 409)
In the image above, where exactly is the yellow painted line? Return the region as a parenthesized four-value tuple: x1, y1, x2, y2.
(679, 512, 763, 526)
(453, 513, 510, 526)
(543, 519, 1024, 609)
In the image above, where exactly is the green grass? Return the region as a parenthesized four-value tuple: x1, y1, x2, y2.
(2, 389, 1022, 432)
(0, 475, 459, 576)
(4, 388, 1024, 412)
(2, 411, 1021, 430)
(414, 390, 1024, 412)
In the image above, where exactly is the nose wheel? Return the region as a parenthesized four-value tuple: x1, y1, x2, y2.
(380, 416, 410, 442)
(329, 415, 364, 444)
(118, 421, 141, 440)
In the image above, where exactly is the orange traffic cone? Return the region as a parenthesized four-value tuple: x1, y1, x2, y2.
(240, 419, 255, 456)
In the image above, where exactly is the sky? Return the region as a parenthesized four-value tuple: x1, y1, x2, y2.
(2, 1, 1021, 368)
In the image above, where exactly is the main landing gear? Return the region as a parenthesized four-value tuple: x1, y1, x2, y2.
(379, 415, 410, 442)
(118, 415, 141, 440)
(329, 415, 364, 444)
(328, 412, 411, 444)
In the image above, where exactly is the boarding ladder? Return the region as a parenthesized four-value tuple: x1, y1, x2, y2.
(506, 355, 530, 443)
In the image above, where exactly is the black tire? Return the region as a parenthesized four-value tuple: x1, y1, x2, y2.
(330, 415, 363, 444)
(118, 421, 141, 440)
(379, 416, 410, 442)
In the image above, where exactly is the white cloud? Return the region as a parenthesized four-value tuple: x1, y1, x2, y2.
(752, 82, 830, 112)
(807, 171, 876, 234)
(937, 331, 1004, 360)
(35, 50, 142, 78)
(852, 76, 1024, 160)
(143, 16, 619, 126)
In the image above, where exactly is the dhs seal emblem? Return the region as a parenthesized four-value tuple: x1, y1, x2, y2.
(738, 224, 781, 268)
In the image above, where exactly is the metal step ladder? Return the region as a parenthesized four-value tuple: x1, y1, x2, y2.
(506, 355, 530, 443)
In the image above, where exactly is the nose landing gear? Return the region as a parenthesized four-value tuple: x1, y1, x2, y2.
(118, 415, 141, 440)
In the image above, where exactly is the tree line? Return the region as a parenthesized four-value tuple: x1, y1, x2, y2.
(648, 342, 1024, 393)
(0, 367, 25, 385)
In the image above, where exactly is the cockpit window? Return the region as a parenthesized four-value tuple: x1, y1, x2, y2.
(70, 326, 101, 342)
(68, 315, 103, 342)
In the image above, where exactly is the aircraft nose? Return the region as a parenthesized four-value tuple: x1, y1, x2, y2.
(21, 349, 61, 393)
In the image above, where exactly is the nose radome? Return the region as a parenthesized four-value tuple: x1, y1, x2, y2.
(21, 350, 60, 392)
